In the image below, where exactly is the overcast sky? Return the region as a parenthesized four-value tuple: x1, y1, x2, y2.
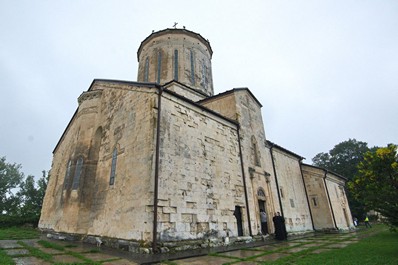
(1, 0, 397, 179)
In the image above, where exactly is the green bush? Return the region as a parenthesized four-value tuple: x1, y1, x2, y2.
(0, 215, 39, 228)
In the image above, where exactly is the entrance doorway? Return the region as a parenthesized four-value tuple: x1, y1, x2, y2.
(258, 200, 268, 235)
(233, 206, 243, 236)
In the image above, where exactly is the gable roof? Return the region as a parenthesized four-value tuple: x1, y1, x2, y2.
(301, 163, 348, 181)
(266, 140, 304, 160)
(53, 79, 239, 153)
(198, 87, 263, 108)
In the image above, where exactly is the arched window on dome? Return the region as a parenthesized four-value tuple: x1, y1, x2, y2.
(144, 57, 149, 82)
(109, 147, 118, 185)
(157, 50, 162, 84)
(190, 49, 195, 85)
(174, 49, 179, 81)
(201, 60, 208, 89)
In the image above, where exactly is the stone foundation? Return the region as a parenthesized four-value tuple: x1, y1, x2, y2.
(43, 230, 258, 254)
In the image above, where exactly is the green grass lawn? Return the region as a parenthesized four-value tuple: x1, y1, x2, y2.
(0, 248, 15, 265)
(0, 226, 40, 240)
(0, 225, 397, 264)
(0, 227, 109, 264)
(268, 225, 398, 265)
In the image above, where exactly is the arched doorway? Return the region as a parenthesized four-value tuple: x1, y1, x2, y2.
(257, 187, 268, 235)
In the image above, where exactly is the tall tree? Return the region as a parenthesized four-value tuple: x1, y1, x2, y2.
(312, 139, 370, 178)
(349, 144, 398, 228)
(312, 139, 370, 218)
(1, 156, 49, 226)
(0, 156, 23, 215)
(17, 171, 49, 222)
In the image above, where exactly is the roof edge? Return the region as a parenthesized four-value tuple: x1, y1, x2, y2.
(137, 28, 213, 61)
(267, 140, 304, 160)
(198, 87, 263, 108)
(301, 163, 348, 181)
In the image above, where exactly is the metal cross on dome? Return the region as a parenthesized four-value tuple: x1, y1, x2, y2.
(173, 22, 178, 28)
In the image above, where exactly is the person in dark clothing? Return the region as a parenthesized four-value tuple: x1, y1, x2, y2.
(273, 212, 287, 240)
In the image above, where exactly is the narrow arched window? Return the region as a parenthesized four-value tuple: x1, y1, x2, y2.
(144, 57, 149, 82)
(257, 188, 266, 197)
(174, 49, 178, 81)
(109, 148, 117, 185)
(190, 50, 195, 85)
(157, 50, 162, 84)
(251, 136, 261, 166)
(72, 157, 83, 190)
(63, 160, 72, 189)
(201, 60, 207, 88)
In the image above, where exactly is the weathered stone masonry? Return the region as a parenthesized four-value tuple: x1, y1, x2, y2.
(39, 28, 354, 252)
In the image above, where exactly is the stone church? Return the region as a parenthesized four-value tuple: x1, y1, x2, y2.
(39, 28, 354, 252)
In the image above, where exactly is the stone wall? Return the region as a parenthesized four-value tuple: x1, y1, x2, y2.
(201, 89, 279, 236)
(40, 81, 159, 242)
(325, 173, 354, 230)
(271, 149, 313, 233)
(156, 91, 245, 240)
(301, 165, 334, 230)
(301, 164, 354, 231)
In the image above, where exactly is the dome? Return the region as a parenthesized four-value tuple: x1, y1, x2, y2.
(137, 28, 214, 97)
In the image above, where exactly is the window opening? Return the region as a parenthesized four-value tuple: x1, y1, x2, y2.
(72, 157, 83, 190)
(190, 50, 195, 85)
(251, 136, 261, 166)
(280, 187, 284, 198)
(257, 188, 266, 197)
(144, 57, 149, 82)
(312, 197, 318, 207)
(174, 50, 178, 81)
(157, 51, 162, 84)
(109, 148, 117, 185)
(63, 160, 72, 189)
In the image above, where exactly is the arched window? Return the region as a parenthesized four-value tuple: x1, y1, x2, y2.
(257, 188, 266, 197)
(190, 49, 195, 85)
(63, 160, 72, 189)
(157, 50, 162, 84)
(144, 57, 149, 82)
(72, 157, 83, 190)
(109, 147, 117, 185)
(174, 49, 178, 81)
(251, 136, 261, 166)
(201, 60, 208, 89)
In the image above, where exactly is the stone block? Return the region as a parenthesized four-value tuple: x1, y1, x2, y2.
(181, 213, 193, 223)
(163, 206, 177, 213)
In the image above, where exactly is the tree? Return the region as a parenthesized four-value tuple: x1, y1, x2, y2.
(312, 139, 370, 178)
(17, 171, 49, 224)
(0, 156, 49, 226)
(0, 156, 24, 215)
(349, 144, 398, 228)
(312, 139, 371, 218)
